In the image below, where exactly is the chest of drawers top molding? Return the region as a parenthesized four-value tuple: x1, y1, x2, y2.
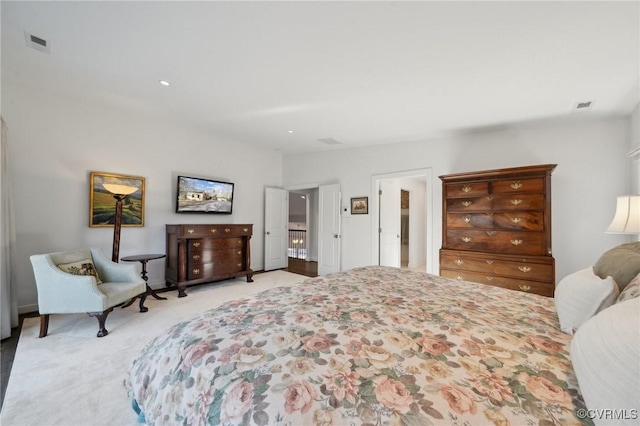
(439, 164, 556, 297)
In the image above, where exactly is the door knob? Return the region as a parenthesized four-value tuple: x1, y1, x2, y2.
(266, 231, 270, 235)
(334, 234, 339, 238)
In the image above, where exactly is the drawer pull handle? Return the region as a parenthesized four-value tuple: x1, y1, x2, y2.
(192, 241, 201, 248)
(519, 285, 531, 292)
(210, 228, 217, 233)
(192, 268, 200, 275)
(237, 263, 242, 267)
(461, 185, 472, 193)
(486, 276, 493, 281)
(486, 231, 495, 236)
(464, 216, 471, 223)
(511, 239, 523, 246)
(461, 237, 472, 243)
(461, 200, 473, 207)
(187, 229, 195, 234)
(486, 260, 494, 264)
(243, 228, 249, 232)
(237, 250, 242, 255)
(454, 259, 464, 266)
(486, 196, 493, 201)
(519, 266, 532, 273)
(192, 254, 200, 260)
(510, 217, 522, 223)
(510, 199, 523, 206)
(455, 275, 464, 280)
(511, 181, 523, 190)
(225, 228, 231, 233)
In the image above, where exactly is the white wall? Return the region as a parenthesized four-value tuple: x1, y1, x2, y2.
(5, 82, 282, 313)
(283, 116, 633, 282)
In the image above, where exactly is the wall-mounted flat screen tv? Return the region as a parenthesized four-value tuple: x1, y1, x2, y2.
(176, 175, 234, 214)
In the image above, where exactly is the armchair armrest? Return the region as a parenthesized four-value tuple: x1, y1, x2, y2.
(91, 248, 144, 284)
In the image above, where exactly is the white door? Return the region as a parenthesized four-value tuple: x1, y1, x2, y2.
(264, 187, 288, 271)
(318, 183, 341, 275)
(379, 180, 401, 267)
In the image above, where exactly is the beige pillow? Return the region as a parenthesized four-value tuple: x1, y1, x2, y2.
(554, 267, 618, 335)
(57, 258, 103, 284)
(593, 242, 640, 291)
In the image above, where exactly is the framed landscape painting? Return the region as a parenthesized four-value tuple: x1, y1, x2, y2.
(89, 172, 145, 227)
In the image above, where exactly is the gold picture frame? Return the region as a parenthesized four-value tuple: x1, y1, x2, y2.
(89, 171, 145, 227)
(351, 197, 369, 215)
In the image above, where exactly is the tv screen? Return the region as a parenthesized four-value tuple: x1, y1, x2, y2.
(176, 176, 234, 214)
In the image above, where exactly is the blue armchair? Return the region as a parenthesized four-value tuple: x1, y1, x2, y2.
(30, 248, 147, 337)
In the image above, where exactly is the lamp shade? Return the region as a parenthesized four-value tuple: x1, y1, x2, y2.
(606, 195, 640, 234)
(102, 183, 138, 196)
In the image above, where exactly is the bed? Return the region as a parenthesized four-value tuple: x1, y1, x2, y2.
(124, 263, 640, 426)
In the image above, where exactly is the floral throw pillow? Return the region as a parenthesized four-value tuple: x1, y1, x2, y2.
(616, 273, 640, 304)
(57, 258, 103, 284)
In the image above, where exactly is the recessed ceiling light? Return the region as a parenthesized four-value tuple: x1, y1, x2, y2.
(288, 130, 294, 134)
(159, 80, 170, 86)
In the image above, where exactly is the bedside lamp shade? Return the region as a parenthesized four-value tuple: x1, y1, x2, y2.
(606, 195, 640, 234)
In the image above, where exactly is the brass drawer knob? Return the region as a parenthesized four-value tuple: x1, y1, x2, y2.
(461, 185, 472, 193)
(464, 216, 471, 223)
(192, 254, 201, 260)
(187, 229, 195, 234)
(454, 259, 464, 266)
(511, 239, 523, 246)
(210, 228, 217, 233)
(486, 260, 494, 264)
(519, 285, 531, 292)
(510, 217, 522, 223)
(461, 237, 472, 243)
(243, 228, 249, 232)
(519, 266, 532, 273)
(486, 231, 495, 236)
(192, 241, 201, 248)
(225, 228, 231, 233)
(455, 275, 464, 280)
(237, 251, 242, 255)
(192, 268, 200, 275)
(510, 199, 523, 206)
(486, 276, 493, 281)
(461, 200, 473, 207)
(511, 181, 523, 190)
(237, 263, 242, 267)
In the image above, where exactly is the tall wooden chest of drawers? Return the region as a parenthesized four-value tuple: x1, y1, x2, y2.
(439, 164, 556, 297)
(166, 224, 253, 297)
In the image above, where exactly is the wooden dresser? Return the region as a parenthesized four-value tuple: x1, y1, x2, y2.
(439, 164, 556, 297)
(165, 224, 253, 297)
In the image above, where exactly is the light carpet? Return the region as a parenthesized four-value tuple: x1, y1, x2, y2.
(0, 270, 308, 426)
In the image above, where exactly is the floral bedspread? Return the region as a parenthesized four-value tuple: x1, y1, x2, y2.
(126, 266, 590, 425)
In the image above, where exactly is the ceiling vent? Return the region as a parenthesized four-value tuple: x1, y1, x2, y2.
(317, 137, 343, 145)
(24, 31, 50, 54)
(574, 101, 593, 111)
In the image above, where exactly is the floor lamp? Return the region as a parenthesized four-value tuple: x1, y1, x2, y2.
(102, 183, 139, 262)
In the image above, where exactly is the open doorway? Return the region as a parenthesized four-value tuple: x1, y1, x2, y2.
(287, 189, 318, 277)
(372, 168, 435, 273)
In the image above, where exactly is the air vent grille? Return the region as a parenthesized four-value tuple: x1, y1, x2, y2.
(317, 137, 342, 145)
(24, 31, 50, 54)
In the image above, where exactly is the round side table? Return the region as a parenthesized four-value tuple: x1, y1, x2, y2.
(121, 254, 168, 312)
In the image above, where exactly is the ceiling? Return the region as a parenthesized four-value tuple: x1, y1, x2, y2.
(2, 1, 639, 154)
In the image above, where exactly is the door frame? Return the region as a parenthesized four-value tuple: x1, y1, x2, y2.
(371, 168, 435, 273)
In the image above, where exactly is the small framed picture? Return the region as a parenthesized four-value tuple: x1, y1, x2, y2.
(89, 171, 145, 227)
(351, 197, 368, 215)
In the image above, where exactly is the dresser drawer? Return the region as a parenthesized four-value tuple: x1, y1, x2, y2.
(440, 269, 553, 297)
(445, 230, 545, 255)
(178, 224, 253, 238)
(187, 248, 244, 265)
(440, 251, 553, 282)
(445, 182, 489, 197)
(445, 196, 492, 212)
(187, 237, 243, 252)
(187, 260, 244, 280)
(492, 194, 544, 211)
(492, 178, 544, 194)
(492, 212, 544, 231)
(446, 213, 494, 229)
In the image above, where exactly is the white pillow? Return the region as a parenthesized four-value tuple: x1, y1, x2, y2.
(554, 266, 618, 335)
(570, 298, 640, 425)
